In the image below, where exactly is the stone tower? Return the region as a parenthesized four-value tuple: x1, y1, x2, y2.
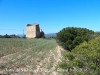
(26, 23, 43, 38)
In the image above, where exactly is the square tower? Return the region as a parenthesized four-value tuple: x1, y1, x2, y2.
(26, 23, 40, 38)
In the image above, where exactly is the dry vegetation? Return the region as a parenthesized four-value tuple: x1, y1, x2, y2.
(0, 38, 65, 75)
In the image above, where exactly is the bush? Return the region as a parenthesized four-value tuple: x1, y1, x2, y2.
(56, 27, 94, 51)
(56, 35, 100, 75)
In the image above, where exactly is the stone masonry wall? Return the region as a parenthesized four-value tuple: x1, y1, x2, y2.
(26, 24, 42, 38)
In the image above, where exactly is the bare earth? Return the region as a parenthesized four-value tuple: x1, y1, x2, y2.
(0, 46, 65, 75)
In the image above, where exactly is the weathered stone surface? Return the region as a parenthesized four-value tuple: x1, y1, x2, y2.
(26, 23, 44, 38)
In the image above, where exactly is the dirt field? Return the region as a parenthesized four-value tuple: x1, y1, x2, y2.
(0, 38, 65, 75)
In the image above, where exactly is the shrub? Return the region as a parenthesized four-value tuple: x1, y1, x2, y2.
(56, 27, 94, 51)
(56, 35, 100, 75)
(63, 53, 75, 61)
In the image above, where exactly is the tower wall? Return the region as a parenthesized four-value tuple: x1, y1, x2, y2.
(26, 24, 41, 38)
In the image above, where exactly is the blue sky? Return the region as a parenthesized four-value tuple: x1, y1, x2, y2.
(0, 0, 100, 35)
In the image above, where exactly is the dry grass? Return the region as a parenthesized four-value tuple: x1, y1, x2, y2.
(0, 38, 65, 75)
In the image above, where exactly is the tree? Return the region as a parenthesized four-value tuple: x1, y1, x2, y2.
(4, 34, 10, 38)
(40, 31, 45, 38)
(56, 27, 94, 51)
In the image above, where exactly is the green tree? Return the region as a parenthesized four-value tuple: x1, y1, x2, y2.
(56, 27, 94, 51)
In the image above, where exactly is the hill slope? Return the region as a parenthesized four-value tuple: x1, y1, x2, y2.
(45, 33, 56, 37)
